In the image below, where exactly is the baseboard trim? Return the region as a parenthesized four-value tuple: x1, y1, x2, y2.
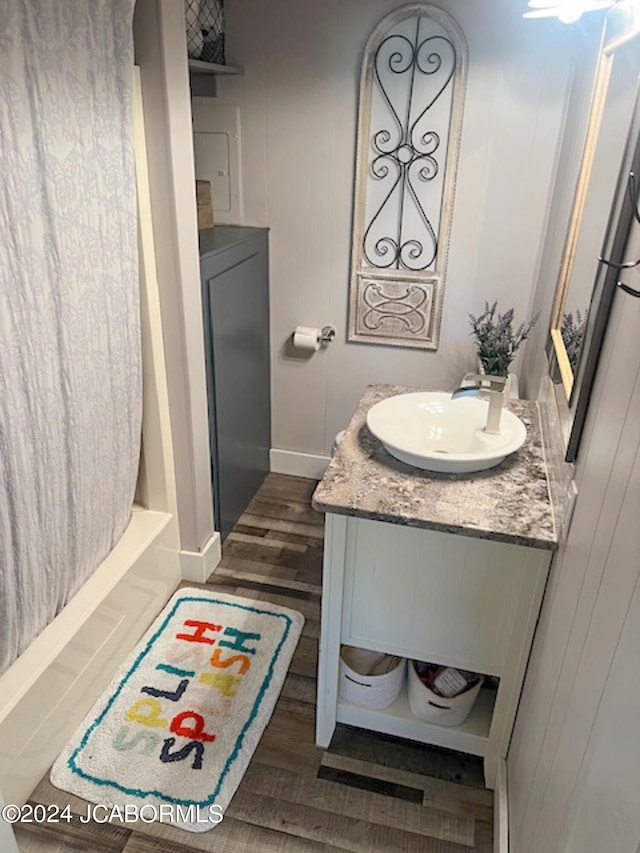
(270, 448, 330, 480)
(495, 759, 509, 852)
(180, 532, 221, 583)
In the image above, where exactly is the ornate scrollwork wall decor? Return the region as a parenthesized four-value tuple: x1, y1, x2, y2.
(348, 5, 467, 349)
(359, 277, 434, 337)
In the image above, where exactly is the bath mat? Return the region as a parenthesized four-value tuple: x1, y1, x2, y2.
(51, 588, 304, 832)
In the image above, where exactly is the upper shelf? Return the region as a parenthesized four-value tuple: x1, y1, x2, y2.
(188, 58, 243, 76)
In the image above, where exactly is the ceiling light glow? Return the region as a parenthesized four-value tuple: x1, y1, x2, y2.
(524, 0, 614, 22)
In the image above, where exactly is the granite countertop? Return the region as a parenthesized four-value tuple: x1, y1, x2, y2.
(312, 384, 558, 550)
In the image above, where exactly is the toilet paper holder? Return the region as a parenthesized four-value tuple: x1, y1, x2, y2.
(292, 324, 336, 352)
(320, 325, 336, 345)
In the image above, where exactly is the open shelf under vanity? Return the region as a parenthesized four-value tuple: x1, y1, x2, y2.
(337, 682, 496, 757)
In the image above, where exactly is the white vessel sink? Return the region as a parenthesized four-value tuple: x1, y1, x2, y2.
(366, 392, 527, 474)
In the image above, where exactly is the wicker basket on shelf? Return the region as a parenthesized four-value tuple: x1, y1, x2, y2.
(184, 0, 225, 64)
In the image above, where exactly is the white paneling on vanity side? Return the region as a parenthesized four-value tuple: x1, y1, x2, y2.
(313, 385, 557, 789)
(342, 518, 545, 677)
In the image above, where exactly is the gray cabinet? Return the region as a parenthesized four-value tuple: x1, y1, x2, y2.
(200, 226, 270, 540)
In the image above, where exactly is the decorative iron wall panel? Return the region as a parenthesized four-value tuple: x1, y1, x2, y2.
(349, 5, 467, 350)
(354, 275, 436, 342)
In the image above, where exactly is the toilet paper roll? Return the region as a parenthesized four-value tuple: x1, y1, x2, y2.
(293, 326, 321, 352)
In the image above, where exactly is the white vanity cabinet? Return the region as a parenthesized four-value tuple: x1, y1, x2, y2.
(316, 514, 552, 787)
(312, 385, 558, 790)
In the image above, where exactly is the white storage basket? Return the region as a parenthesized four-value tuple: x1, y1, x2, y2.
(339, 646, 405, 710)
(407, 661, 483, 727)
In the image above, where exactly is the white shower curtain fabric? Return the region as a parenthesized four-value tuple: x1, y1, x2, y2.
(0, 0, 140, 675)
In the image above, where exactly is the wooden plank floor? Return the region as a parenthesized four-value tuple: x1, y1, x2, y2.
(13, 474, 493, 853)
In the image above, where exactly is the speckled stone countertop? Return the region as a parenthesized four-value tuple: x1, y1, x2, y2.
(312, 384, 557, 550)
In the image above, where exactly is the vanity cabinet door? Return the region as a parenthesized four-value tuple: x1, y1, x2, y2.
(341, 517, 549, 677)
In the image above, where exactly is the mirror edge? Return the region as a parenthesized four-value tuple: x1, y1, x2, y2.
(548, 1, 640, 462)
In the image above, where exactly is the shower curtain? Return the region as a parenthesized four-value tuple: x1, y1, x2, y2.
(0, 0, 140, 675)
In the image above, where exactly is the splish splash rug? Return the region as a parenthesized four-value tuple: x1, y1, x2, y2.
(51, 588, 304, 832)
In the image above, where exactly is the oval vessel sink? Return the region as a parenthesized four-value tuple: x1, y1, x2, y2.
(366, 392, 527, 474)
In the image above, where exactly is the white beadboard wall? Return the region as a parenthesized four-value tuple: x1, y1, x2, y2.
(200, 0, 585, 460)
(508, 218, 640, 851)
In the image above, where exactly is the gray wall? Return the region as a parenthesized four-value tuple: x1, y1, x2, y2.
(213, 0, 584, 457)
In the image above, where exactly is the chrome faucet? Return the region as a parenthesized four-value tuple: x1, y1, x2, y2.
(451, 373, 507, 435)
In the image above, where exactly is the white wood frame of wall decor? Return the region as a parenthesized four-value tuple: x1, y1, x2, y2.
(348, 4, 467, 350)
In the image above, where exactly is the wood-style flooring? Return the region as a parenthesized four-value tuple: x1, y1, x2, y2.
(13, 474, 493, 852)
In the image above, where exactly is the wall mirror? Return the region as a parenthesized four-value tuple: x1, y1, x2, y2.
(548, 1, 640, 460)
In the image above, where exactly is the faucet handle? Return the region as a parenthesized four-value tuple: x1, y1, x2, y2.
(456, 373, 506, 434)
(460, 372, 507, 393)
